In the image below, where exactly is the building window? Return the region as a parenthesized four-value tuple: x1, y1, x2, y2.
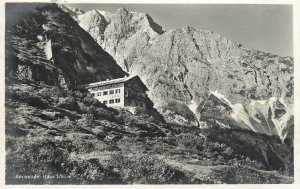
(128, 99, 132, 104)
(103, 100, 107, 105)
(103, 91, 108, 95)
(110, 90, 114, 94)
(135, 101, 138, 106)
(140, 103, 144, 108)
(116, 89, 120, 93)
(115, 99, 120, 103)
(97, 92, 101, 96)
(109, 99, 114, 104)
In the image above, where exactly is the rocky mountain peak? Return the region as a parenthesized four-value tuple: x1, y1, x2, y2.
(181, 25, 196, 33)
(91, 8, 99, 13)
(57, 4, 84, 21)
(61, 6, 166, 70)
(65, 5, 293, 141)
(111, 7, 165, 35)
(116, 7, 130, 14)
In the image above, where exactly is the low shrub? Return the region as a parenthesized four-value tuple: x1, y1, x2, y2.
(6, 89, 49, 109)
(57, 96, 80, 111)
(221, 166, 284, 184)
(175, 133, 206, 151)
(6, 138, 68, 184)
(6, 137, 122, 184)
(107, 153, 190, 184)
(63, 159, 123, 184)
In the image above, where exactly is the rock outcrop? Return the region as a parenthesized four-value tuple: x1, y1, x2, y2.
(6, 3, 127, 88)
(66, 6, 293, 140)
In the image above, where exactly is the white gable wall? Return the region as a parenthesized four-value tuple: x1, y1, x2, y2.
(88, 83, 125, 107)
(44, 39, 53, 61)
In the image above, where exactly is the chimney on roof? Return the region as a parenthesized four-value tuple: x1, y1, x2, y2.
(125, 75, 127, 78)
(106, 79, 109, 81)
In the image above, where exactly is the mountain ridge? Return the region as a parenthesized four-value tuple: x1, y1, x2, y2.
(62, 5, 294, 141)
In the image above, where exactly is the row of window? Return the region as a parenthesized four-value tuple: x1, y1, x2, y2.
(92, 89, 121, 97)
(102, 98, 121, 105)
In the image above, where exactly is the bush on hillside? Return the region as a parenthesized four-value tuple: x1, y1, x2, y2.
(6, 137, 68, 184)
(107, 153, 190, 184)
(175, 132, 206, 151)
(219, 166, 285, 184)
(57, 96, 80, 112)
(6, 137, 123, 184)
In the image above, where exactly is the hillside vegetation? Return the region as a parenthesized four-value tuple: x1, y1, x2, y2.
(5, 80, 293, 184)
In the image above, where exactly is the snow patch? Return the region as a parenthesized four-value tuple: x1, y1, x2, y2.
(248, 97, 293, 142)
(250, 99, 266, 106)
(187, 100, 198, 115)
(210, 91, 256, 132)
(187, 99, 200, 126)
(269, 98, 293, 142)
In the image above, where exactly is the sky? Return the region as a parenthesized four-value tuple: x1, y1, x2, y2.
(66, 4, 293, 57)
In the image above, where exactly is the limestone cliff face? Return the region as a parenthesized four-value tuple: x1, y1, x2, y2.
(63, 6, 294, 140)
(6, 3, 127, 88)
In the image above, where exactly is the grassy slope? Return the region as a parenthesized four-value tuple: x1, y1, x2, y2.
(5, 80, 293, 184)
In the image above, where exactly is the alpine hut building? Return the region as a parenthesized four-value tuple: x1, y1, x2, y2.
(85, 75, 150, 109)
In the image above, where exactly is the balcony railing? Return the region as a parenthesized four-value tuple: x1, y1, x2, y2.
(125, 92, 147, 101)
